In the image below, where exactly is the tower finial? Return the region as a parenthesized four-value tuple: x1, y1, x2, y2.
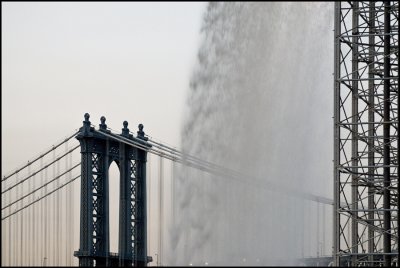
(100, 116, 107, 131)
(122, 121, 129, 136)
(137, 124, 147, 140)
(81, 113, 91, 134)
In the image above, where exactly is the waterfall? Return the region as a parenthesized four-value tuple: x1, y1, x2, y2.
(169, 2, 334, 265)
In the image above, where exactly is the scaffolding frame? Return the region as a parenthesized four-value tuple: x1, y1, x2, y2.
(334, 1, 399, 266)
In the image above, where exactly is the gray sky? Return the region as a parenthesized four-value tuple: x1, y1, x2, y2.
(2, 2, 206, 173)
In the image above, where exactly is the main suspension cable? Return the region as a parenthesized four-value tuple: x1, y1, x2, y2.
(1, 163, 80, 210)
(1, 145, 79, 194)
(2, 130, 79, 182)
(95, 127, 336, 205)
(2, 174, 80, 221)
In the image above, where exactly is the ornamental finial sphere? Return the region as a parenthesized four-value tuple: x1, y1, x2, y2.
(138, 124, 144, 131)
(84, 113, 90, 121)
(123, 121, 128, 128)
(100, 116, 106, 124)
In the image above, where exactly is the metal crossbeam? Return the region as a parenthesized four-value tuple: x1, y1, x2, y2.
(334, 1, 399, 266)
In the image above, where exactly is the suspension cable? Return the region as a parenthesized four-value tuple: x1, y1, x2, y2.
(96, 128, 234, 174)
(128, 126, 245, 177)
(95, 127, 336, 205)
(145, 134, 231, 173)
(2, 130, 79, 182)
(1, 174, 80, 221)
(1, 163, 80, 211)
(1, 145, 79, 194)
(2, 123, 338, 227)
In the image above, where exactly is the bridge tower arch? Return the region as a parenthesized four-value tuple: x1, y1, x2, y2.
(74, 113, 151, 266)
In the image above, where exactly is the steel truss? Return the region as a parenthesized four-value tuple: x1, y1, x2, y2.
(334, 1, 399, 266)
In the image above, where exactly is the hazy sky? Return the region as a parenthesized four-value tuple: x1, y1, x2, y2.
(2, 2, 206, 173)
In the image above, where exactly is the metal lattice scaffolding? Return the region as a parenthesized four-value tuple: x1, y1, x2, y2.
(334, 1, 399, 266)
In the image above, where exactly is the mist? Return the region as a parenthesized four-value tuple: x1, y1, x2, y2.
(167, 2, 334, 266)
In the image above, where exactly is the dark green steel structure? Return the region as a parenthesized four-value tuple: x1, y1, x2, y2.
(74, 113, 151, 266)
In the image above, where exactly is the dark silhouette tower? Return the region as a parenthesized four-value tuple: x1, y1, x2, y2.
(74, 113, 151, 266)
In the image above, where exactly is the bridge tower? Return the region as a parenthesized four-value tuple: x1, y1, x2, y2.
(74, 113, 151, 266)
(334, 1, 399, 266)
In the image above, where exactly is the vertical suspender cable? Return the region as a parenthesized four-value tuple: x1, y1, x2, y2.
(308, 200, 311, 257)
(322, 204, 325, 256)
(40, 157, 44, 266)
(159, 156, 163, 266)
(15, 173, 23, 266)
(44, 161, 48, 267)
(5, 185, 8, 265)
(12, 187, 14, 265)
(1, 196, 4, 265)
(8, 191, 11, 266)
(5, 175, 10, 266)
(170, 158, 175, 263)
(171, 160, 175, 230)
(33, 166, 36, 265)
(301, 200, 304, 259)
(18, 172, 22, 266)
(147, 154, 151, 257)
(167, 159, 173, 262)
(52, 149, 56, 266)
(70, 148, 74, 266)
(56, 152, 60, 265)
(65, 141, 70, 266)
(27, 165, 31, 265)
(316, 202, 320, 257)
(26, 166, 31, 265)
(299, 198, 303, 257)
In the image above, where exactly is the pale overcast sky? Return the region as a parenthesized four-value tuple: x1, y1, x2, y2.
(2, 2, 206, 173)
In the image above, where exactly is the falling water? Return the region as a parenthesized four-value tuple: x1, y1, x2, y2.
(168, 2, 334, 266)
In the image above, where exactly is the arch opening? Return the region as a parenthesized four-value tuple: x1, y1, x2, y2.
(108, 161, 120, 254)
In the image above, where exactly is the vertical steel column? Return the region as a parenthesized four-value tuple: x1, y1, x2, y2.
(117, 121, 150, 266)
(383, 1, 391, 266)
(100, 117, 110, 267)
(351, 3, 360, 266)
(398, 14, 400, 266)
(118, 122, 129, 266)
(334, 1, 398, 266)
(134, 124, 150, 266)
(77, 114, 94, 267)
(397, 47, 400, 268)
(333, 2, 341, 266)
(367, 2, 376, 265)
(75, 113, 108, 266)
